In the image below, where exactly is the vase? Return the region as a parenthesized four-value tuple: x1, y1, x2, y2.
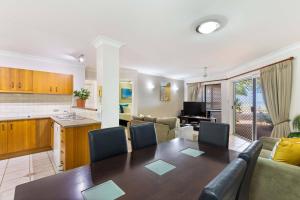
(76, 99, 86, 108)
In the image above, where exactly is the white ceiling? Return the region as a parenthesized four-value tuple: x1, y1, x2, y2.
(1, 0, 300, 80)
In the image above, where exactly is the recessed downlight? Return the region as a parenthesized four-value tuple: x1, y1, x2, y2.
(196, 20, 221, 34)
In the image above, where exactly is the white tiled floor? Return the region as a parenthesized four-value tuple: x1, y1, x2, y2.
(0, 135, 250, 200)
(0, 151, 56, 200)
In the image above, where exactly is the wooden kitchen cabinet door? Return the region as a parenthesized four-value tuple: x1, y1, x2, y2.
(36, 119, 51, 148)
(18, 69, 33, 92)
(24, 120, 37, 150)
(64, 75, 73, 94)
(0, 67, 11, 91)
(7, 120, 26, 153)
(33, 71, 52, 94)
(0, 122, 8, 155)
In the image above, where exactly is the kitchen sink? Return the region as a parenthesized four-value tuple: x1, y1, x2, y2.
(54, 113, 86, 120)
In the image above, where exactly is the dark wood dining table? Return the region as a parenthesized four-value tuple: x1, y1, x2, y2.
(15, 138, 238, 200)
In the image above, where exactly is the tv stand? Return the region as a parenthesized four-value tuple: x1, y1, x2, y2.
(178, 115, 216, 131)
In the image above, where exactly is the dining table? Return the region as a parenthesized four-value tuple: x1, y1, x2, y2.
(14, 138, 239, 200)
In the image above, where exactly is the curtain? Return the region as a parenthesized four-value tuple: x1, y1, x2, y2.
(260, 60, 293, 138)
(187, 83, 203, 101)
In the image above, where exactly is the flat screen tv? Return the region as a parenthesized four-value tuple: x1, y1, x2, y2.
(183, 102, 206, 116)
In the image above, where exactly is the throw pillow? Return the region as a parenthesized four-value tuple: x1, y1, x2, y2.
(273, 138, 300, 166)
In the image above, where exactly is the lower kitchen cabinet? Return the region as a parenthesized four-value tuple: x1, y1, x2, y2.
(0, 118, 52, 159)
(0, 122, 8, 154)
(36, 118, 51, 148)
(7, 120, 27, 153)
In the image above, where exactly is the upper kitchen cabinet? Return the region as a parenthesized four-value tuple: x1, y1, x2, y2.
(32, 71, 73, 95)
(0, 67, 33, 92)
(0, 67, 73, 95)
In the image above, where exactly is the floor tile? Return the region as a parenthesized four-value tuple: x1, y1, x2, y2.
(0, 160, 7, 170)
(0, 188, 15, 200)
(30, 170, 55, 181)
(0, 177, 29, 192)
(2, 168, 29, 183)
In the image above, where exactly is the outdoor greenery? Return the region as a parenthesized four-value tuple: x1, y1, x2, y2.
(292, 115, 300, 131)
(73, 88, 90, 100)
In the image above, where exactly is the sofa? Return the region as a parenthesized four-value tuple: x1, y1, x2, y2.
(249, 137, 300, 200)
(128, 116, 177, 143)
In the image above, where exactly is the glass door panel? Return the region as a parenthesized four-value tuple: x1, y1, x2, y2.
(256, 78, 273, 139)
(233, 79, 254, 141)
(233, 77, 273, 141)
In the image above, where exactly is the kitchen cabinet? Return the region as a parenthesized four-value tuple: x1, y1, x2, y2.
(33, 71, 73, 95)
(0, 67, 33, 92)
(0, 67, 11, 91)
(0, 67, 73, 95)
(7, 120, 26, 153)
(0, 118, 52, 158)
(59, 123, 101, 171)
(36, 118, 51, 148)
(0, 122, 8, 155)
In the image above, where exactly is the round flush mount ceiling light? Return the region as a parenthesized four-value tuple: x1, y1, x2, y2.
(196, 20, 221, 34)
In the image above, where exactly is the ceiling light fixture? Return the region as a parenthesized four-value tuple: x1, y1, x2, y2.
(78, 54, 85, 63)
(196, 20, 221, 34)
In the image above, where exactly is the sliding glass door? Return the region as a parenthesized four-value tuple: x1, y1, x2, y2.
(233, 77, 273, 141)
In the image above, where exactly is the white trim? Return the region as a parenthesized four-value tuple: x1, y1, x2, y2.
(0, 49, 84, 68)
(93, 35, 125, 48)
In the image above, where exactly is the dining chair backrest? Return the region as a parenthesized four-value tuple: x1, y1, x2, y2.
(199, 158, 247, 200)
(237, 140, 263, 200)
(88, 127, 128, 163)
(130, 122, 157, 150)
(198, 122, 230, 148)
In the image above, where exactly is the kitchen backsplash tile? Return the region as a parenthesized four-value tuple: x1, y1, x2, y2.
(0, 94, 72, 117)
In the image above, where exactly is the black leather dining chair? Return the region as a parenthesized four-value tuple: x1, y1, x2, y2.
(130, 122, 157, 150)
(237, 140, 263, 200)
(88, 127, 128, 163)
(199, 158, 247, 200)
(198, 122, 230, 148)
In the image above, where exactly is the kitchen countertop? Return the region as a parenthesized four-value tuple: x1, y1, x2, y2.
(0, 115, 50, 122)
(50, 115, 100, 128)
(0, 114, 101, 128)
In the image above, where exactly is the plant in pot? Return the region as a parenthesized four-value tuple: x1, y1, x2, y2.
(289, 115, 300, 138)
(73, 88, 90, 108)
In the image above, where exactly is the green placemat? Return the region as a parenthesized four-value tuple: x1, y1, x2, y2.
(82, 180, 125, 200)
(145, 160, 176, 176)
(181, 148, 205, 157)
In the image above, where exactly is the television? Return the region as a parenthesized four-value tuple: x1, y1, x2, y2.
(121, 88, 132, 99)
(183, 102, 206, 116)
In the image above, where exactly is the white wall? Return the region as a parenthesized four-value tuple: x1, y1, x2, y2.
(185, 43, 300, 132)
(86, 68, 184, 117)
(137, 73, 184, 117)
(0, 50, 85, 90)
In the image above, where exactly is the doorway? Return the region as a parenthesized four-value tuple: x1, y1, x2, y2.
(233, 77, 273, 141)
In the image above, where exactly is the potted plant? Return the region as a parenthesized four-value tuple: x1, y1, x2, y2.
(289, 115, 300, 138)
(73, 88, 90, 108)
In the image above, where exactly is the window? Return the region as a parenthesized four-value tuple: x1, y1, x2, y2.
(205, 84, 221, 110)
(205, 84, 222, 122)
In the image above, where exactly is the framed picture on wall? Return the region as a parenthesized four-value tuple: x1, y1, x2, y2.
(160, 82, 171, 101)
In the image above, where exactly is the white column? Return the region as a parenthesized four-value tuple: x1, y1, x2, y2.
(93, 36, 124, 128)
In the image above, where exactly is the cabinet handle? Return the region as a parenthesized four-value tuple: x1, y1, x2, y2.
(1, 124, 4, 131)
(10, 124, 13, 130)
(11, 82, 14, 88)
(56, 87, 58, 92)
(50, 87, 52, 92)
(18, 82, 21, 88)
